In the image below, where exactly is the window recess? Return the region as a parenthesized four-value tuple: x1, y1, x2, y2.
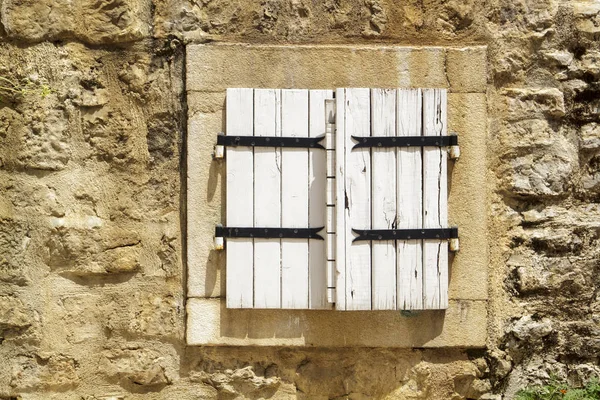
(215, 88, 459, 311)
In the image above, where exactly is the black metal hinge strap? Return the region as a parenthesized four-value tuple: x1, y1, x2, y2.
(352, 135, 458, 149)
(218, 135, 325, 149)
(216, 226, 325, 240)
(352, 227, 458, 242)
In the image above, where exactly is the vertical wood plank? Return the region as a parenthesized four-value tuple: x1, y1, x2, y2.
(253, 89, 281, 308)
(226, 88, 254, 308)
(334, 88, 347, 310)
(422, 88, 449, 310)
(396, 89, 424, 310)
(371, 89, 397, 310)
(309, 90, 333, 309)
(345, 88, 372, 310)
(281, 89, 310, 309)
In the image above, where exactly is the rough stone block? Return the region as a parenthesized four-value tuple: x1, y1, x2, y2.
(502, 88, 566, 121)
(497, 121, 577, 199)
(504, 152, 575, 198)
(9, 353, 79, 391)
(447, 47, 488, 93)
(0, 217, 31, 285)
(2, 0, 150, 44)
(105, 291, 183, 340)
(187, 298, 487, 347)
(0, 295, 32, 333)
(100, 345, 176, 388)
(44, 222, 141, 276)
(0, 106, 70, 171)
(573, 1, 600, 36)
(190, 365, 281, 397)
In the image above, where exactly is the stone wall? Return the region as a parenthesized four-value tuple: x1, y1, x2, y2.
(0, 0, 598, 399)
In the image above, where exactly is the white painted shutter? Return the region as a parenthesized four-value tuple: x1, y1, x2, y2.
(225, 88, 333, 309)
(335, 88, 449, 310)
(225, 87, 449, 311)
(225, 88, 254, 309)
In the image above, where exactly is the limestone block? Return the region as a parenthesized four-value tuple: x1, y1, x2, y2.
(581, 170, 600, 196)
(498, 127, 576, 199)
(498, 119, 557, 151)
(0, 217, 31, 285)
(496, 118, 578, 198)
(573, 0, 600, 36)
(10, 353, 79, 391)
(186, 110, 224, 298)
(509, 315, 553, 342)
(191, 366, 281, 398)
(0, 106, 70, 171)
(447, 93, 488, 301)
(186, 44, 453, 92)
(100, 346, 176, 388)
(147, 112, 179, 166)
(1, 0, 150, 44)
(44, 223, 141, 276)
(502, 88, 566, 121)
(82, 106, 144, 168)
(105, 291, 183, 339)
(0, 295, 32, 333)
(512, 259, 549, 294)
(447, 47, 488, 93)
(187, 298, 487, 347)
(542, 50, 574, 67)
(506, 152, 575, 198)
(580, 51, 600, 77)
(53, 293, 105, 346)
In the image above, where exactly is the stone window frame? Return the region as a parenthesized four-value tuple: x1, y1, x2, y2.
(185, 43, 488, 347)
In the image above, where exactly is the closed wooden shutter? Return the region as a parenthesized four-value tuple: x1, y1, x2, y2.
(334, 88, 449, 311)
(225, 88, 333, 309)
(224, 87, 450, 311)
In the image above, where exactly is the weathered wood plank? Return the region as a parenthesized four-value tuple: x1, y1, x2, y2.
(422, 88, 449, 310)
(253, 89, 282, 309)
(334, 88, 346, 310)
(396, 89, 424, 310)
(371, 88, 397, 310)
(226, 88, 254, 308)
(281, 89, 310, 309)
(344, 88, 372, 310)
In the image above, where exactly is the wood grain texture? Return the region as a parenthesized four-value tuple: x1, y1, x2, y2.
(422, 88, 449, 310)
(281, 89, 310, 309)
(396, 89, 424, 310)
(344, 88, 372, 310)
(371, 89, 397, 310)
(226, 88, 254, 308)
(253, 89, 281, 308)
